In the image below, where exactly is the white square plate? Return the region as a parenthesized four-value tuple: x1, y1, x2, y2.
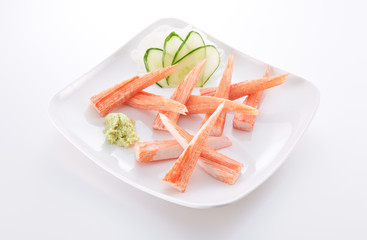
(49, 18, 319, 208)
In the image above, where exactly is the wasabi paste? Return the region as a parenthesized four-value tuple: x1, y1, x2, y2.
(103, 113, 139, 148)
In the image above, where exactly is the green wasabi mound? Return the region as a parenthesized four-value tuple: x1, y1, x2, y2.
(103, 113, 139, 148)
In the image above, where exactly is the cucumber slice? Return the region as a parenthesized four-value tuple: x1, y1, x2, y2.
(163, 32, 183, 85)
(143, 48, 168, 88)
(163, 32, 183, 67)
(172, 31, 205, 64)
(168, 45, 220, 87)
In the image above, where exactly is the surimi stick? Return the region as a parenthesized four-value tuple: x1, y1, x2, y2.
(186, 95, 258, 115)
(90, 76, 138, 107)
(198, 158, 240, 185)
(161, 102, 233, 191)
(152, 59, 206, 130)
(201, 54, 234, 136)
(126, 91, 187, 114)
(135, 136, 232, 162)
(159, 114, 243, 185)
(90, 65, 176, 117)
(127, 93, 258, 115)
(233, 66, 269, 131)
(199, 73, 289, 100)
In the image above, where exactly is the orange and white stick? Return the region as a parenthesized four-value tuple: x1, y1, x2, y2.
(199, 73, 288, 100)
(129, 92, 258, 115)
(90, 65, 176, 117)
(126, 91, 187, 114)
(186, 95, 258, 115)
(152, 59, 206, 130)
(201, 54, 234, 136)
(233, 66, 269, 131)
(135, 136, 232, 162)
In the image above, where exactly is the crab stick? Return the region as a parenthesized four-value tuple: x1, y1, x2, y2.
(135, 136, 232, 162)
(199, 73, 289, 100)
(198, 158, 240, 185)
(152, 59, 206, 130)
(90, 65, 176, 117)
(127, 93, 258, 115)
(161, 102, 229, 191)
(233, 66, 269, 131)
(201, 54, 234, 136)
(186, 95, 258, 115)
(160, 114, 243, 185)
(126, 91, 187, 114)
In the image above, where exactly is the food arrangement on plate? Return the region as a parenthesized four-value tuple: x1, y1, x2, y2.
(90, 30, 289, 192)
(48, 18, 320, 207)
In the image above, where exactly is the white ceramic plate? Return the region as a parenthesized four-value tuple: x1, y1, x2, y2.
(49, 18, 319, 208)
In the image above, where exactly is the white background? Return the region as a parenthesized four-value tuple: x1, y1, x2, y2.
(1, 0, 366, 239)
